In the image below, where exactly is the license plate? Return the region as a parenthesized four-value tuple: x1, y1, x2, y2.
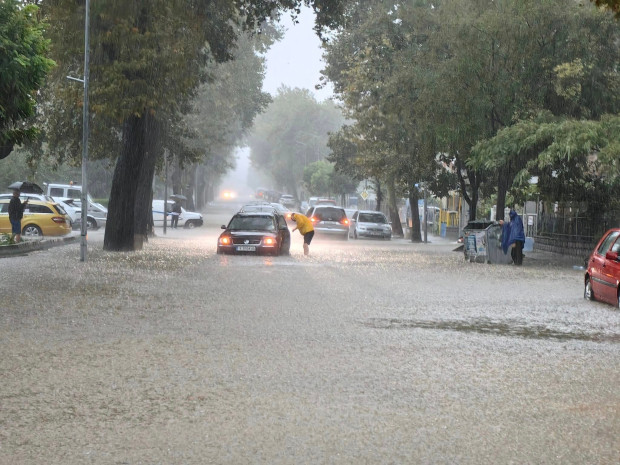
(236, 246, 256, 252)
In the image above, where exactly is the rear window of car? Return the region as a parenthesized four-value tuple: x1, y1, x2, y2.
(53, 204, 67, 215)
(358, 212, 387, 223)
(312, 207, 345, 222)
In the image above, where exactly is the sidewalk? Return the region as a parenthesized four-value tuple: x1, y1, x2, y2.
(395, 233, 586, 268)
(0, 234, 77, 258)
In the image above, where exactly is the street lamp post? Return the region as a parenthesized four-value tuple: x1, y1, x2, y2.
(80, 0, 91, 262)
(68, 0, 90, 261)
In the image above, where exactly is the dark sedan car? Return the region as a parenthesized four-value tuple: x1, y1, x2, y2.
(217, 211, 291, 255)
(584, 228, 620, 308)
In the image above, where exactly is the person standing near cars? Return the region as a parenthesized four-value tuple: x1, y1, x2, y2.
(170, 200, 182, 229)
(290, 212, 314, 256)
(8, 189, 28, 243)
(500, 209, 526, 265)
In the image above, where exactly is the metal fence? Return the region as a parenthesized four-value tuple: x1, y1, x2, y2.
(537, 211, 620, 242)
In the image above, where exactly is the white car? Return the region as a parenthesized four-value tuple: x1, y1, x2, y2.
(152, 200, 203, 229)
(349, 210, 392, 240)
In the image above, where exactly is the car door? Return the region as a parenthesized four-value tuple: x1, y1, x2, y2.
(276, 214, 290, 252)
(0, 201, 10, 233)
(350, 211, 358, 236)
(599, 236, 620, 305)
(589, 231, 620, 304)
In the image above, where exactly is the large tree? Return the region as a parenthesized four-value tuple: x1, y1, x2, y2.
(0, 0, 54, 160)
(41, 0, 347, 251)
(247, 87, 346, 199)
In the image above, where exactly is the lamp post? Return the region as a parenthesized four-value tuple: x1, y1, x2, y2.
(68, 0, 90, 261)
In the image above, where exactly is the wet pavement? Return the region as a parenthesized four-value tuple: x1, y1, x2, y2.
(0, 204, 618, 464)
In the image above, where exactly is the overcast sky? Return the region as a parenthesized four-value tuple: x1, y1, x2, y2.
(262, 6, 334, 101)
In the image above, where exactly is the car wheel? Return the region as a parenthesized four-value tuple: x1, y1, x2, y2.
(616, 288, 620, 309)
(86, 217, 97, 230)
(186, 221, 196, 229)
(584, 277, 595, 301)
(22, 224, 42, 238)
(216, 247, 223, 255)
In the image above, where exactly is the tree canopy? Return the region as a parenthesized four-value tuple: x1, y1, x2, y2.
(0, 0, 54, 160)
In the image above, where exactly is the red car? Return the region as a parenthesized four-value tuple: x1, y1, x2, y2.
(584, 228, 620, 308)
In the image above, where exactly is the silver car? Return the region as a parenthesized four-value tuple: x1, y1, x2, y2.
(349, 210, 392, 240)
(305, 205, 349, 240)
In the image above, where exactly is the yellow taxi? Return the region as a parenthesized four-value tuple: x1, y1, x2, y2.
(0, 198, 72, 238)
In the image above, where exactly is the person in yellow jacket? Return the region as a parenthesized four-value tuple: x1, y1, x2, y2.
(290, 212, 315, 256)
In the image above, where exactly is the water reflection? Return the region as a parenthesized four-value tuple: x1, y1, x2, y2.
(362, 317, 620, 344)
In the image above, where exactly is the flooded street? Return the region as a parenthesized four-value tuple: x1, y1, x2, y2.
(1, 204, 618, 464)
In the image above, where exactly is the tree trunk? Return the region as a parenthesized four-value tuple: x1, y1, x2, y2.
(409, 189, 422, 242)
(375, 179, 383, 211)
(496, 169, 509, 221)
(103, 114, 148, 251)
(386, 176, 404, 238)
(134, 123, 159, 246)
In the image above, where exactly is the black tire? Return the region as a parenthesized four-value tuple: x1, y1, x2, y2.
(185, 221, 196, 229)
(86, 217, 97, 230)
(22, 224, 42, 238)
(216, 247, 223, 255)
(584, 277, 595, 301)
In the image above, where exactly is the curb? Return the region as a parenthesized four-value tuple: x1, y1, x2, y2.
(0, 235, 77, 258)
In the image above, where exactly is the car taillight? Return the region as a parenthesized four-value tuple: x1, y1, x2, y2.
(219, 236, 231, 245)
(341, 218, 349, 225)
(52, 217, 66, 224)
(310, 217, 317, 223)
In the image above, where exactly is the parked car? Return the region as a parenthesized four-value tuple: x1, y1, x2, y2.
(349, 210, 392, 240)
(0, 198, 72, 238)
(217, 210, 290, 255)
(71, 199, 108, 230)
(584, 228, 620, 308)
(305, 205, 349, 240)
(152, 200, 203, 229)
(278, 194, 296, 208)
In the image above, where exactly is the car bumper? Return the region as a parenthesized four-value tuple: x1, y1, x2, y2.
(314, 226, 349, 237)
(356, 230, 391, 239)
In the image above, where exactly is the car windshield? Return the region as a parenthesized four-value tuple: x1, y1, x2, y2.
(358, 213, 387, 223)
(229, 216, 276, 231)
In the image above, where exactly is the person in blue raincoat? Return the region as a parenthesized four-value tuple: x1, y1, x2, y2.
(500, 209, 526, 265)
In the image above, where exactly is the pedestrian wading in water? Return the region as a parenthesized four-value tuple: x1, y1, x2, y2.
(500, 209, 526, 265)
(290, 212, 314, 256)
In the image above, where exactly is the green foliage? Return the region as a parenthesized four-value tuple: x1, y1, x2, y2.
(0, 233, 16, 246)
(0, 0, 55, 159)
(248, 87, 346, 196)
(323, 0, 619, 220)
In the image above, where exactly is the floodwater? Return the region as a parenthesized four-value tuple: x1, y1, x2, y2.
(1, 202, 618, 464)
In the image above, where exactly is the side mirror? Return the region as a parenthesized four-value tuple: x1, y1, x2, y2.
(605, 251, 619, 261)
(221, 225, 226, 229)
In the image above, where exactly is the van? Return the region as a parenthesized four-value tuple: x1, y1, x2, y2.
(152, 200, 203, 229)
(45, 183, 93, 202)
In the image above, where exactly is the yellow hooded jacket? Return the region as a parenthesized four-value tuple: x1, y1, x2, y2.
(293, 213, 314, 235)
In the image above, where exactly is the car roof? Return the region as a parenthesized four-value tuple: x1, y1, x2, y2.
(234, 211, 278, 217)
(0, 198, 58, 206)
(310, 205, 344, 210)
